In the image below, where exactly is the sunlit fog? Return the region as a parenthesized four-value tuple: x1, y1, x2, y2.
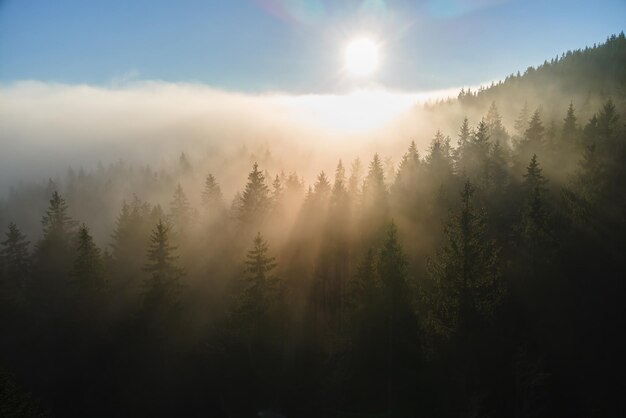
(1, 1, 625, 417)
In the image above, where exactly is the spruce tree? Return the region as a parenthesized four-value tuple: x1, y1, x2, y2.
(143, 220, 184, 311)
(0, 223, 30, 289)
(201, 173, 223, 208)
(71, 224, 104, 292)
(34, 191, 76, 295)
(485, 101, 508, 144)
(271, 174, 283, 208)
(426, 180, 501, 338)
(520, 155, 550, 274)
(562, 102, 578, 145)
(238, 162, 270, 223)
(514, 102, 530, 141)
(236, 232, 278, 327)
(524, 109, 545, 149)
(168, 184, 192, 233)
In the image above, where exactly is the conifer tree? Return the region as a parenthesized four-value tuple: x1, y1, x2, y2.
(71, 224, 104, 291)
(394, 141, 420, 192)
(201, 173, 223, 208)
(597, 99, 619, 141)
(485, 101, 508, 144)
(458, 117, 471, 148)
(238, 162, 270, 223)
(168, 184, 193, 233)
(348, 157, 363, 199)
(562, 102, 578, 145)
(110, 197, 153, 282)
(236, 232, 278, 327)
(1, 223, 30, 289)
(271, 174, 283, 208)
(331, 160, 348, 206)
(524, 109, 545, 149)
(33, 191, 76, 294)
(313, 171, 331, 200)
(426, 130, 454, 179)
(514, 102, 530, 142)
(426, 180, 501, 338)
(520, 155, 550, 273)
(41, 191, 76, 239)
(143, 220, 184, 311)
(360, 154, 389, 236)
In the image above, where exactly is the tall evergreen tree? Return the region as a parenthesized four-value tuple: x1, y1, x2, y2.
(168, 184, 193, 233)
(519, 155, 550, 274)
(238, 162, 271, 223)
(514, 102, 531, 142)
(235, 232, 278, 327)
(562, 102, 578, 145)
(485, 101, 508, 145)
(71, 224, 104, 292)
(201, 173, 223, 208)
(143, 220, 184, 312)
(0, 223, 30, 289)
(425, 180, 501, 338)
(33, 191, 76, 296)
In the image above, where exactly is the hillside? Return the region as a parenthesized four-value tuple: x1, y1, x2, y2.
(426, 32, 626, 130)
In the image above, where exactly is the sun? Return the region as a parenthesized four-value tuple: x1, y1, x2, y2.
(344, 37, 380, 77)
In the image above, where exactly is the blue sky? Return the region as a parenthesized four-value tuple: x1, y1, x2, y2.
(0, 0, 624, 93)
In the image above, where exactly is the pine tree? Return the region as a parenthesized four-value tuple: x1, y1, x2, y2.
(562, 102, 578, 146)
(332, 160, 348, 206)
(348, 157, 363, 199)
(514, 102, 530, 141)
(361, 154, 389, 232)
(71, 224, 104, 291)
(485, 101, 508, 144)
(143, 220, 184, 311)
(488, 140, 510, 193)
(239, 162, 270, 223)
(597, 99, 619, 141)
(458, 117, 471, 148)
(426, 180, 501, 338)
(350, 248, 378, 310)
(313, 171, 331, 200)
(168, 184, 192, 233)
(516, 109, 545, 171)
(0, 223, 30, 289)
(201, 173, 223, 208)
(520, 155, 550, 273)
(34, 191, 76, 295)
(110, 197, 153, 283)
(236, 232, 278, 326)
(377, 222, 410, 309)
(394, 141, 420, 193)
(426, 130, 454, 179)
(41, 191, 76, 239)
(271, 174, 283, 208)
(524, 109, 545, 149)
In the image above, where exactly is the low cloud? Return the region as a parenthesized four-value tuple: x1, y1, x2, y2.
(0, 80, 462, 194)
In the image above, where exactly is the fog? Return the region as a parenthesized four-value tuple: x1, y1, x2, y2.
(0, 80, 465, 195)
(1, 34, 625, 417)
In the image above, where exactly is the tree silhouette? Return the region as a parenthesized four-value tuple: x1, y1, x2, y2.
(71, 224, 104, 292)
(1, 223, 30, 289)
(142, 220, 184, 313)
(238, 162, 270, 224)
